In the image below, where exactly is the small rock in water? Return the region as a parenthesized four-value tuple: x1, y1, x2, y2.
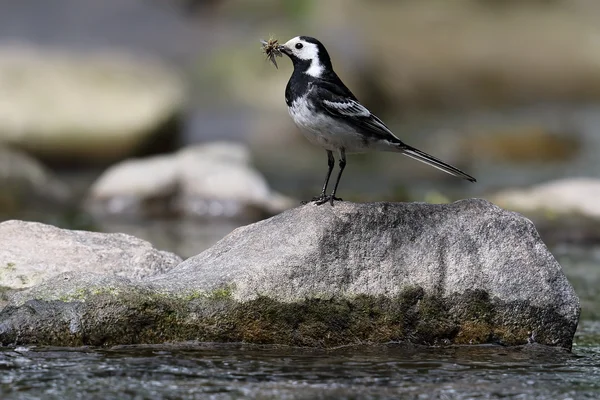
(0, 44, 185, 165)
(491, 178, 600, 218)
(0, 220, 181, 289)
(85, 141, 295, 220)
(0, 146, 71, 213)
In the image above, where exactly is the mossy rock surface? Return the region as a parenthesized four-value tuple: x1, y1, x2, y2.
(0, 277, 573, 348)
(0, 200, 580, 349)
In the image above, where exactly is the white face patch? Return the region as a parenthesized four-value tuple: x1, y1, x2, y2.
(284, 36, 324, 78)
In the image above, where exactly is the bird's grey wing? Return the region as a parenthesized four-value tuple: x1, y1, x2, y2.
(314, 85, 403, 144)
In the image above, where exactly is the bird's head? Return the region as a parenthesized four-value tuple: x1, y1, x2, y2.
(279, 36, 333, 78)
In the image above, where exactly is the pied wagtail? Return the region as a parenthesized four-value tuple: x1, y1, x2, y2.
(275, 36, 476, 206)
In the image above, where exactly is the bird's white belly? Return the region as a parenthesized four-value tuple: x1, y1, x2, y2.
(288, 99, 369, 152)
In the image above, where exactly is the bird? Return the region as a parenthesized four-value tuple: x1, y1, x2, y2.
(275, 36, 476, 206)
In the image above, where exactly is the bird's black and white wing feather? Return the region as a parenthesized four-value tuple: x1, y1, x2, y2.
(312, 82, 477, 182)
(313, 82, 403, 144)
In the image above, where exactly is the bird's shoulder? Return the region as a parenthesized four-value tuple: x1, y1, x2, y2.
(309, 78, 370, 118)
(311, 74, 358, 101)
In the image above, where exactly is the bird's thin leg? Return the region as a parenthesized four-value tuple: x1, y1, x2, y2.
(302, 150, 335, 204)
(315, 148, 345, 206)
(319, 150, 335, 198)
(329, 149, 346, 205)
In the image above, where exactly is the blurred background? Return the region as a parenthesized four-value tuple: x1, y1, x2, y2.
(1, 0, 600, 266)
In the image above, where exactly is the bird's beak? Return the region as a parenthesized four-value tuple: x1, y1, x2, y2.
(278, 44, 291, 56)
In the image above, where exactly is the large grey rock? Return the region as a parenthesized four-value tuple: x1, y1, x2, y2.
(0, 44, 184, 164)
(85, 142, 294, 219)
(0, 200, 580, 349)
(159, 200, 576, 307)
(0, 220, 182, 290)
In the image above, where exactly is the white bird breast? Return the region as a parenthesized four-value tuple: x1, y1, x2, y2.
(288, 96, 383, 153)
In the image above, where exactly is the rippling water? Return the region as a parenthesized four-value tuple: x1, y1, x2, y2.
(1, 340, 599, 400)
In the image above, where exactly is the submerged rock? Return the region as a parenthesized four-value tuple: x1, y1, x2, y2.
(0, 44, 184, 165)
(0, 146, 70, 213)
(0, 220, 182, 290)
(491, 178, 600, 219)
(0, 200, 580, 349)
(85, 142, 294, 219)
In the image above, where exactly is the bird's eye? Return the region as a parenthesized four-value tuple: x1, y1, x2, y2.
(295, 43, 303, 50)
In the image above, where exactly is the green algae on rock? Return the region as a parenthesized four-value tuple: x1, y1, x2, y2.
(0, 282, 576, 348)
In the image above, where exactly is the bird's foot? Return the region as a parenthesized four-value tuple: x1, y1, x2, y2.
(315, 194, 343, 206)
(300, 197, 318, 205)
(301, 194, 343, 206)
(301, 194, 325, 205)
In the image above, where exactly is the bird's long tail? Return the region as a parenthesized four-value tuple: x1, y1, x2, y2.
(400, 145, 476, 182)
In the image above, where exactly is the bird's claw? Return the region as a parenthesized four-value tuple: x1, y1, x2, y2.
(301, 194, 325, 205)
(314, 194, 343, 206)
(301, 194, 342, 206)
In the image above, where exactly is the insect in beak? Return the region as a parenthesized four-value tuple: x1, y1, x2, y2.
(260, 38, 284, 69)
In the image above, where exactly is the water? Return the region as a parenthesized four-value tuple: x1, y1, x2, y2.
(1, 342, 599, 399)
